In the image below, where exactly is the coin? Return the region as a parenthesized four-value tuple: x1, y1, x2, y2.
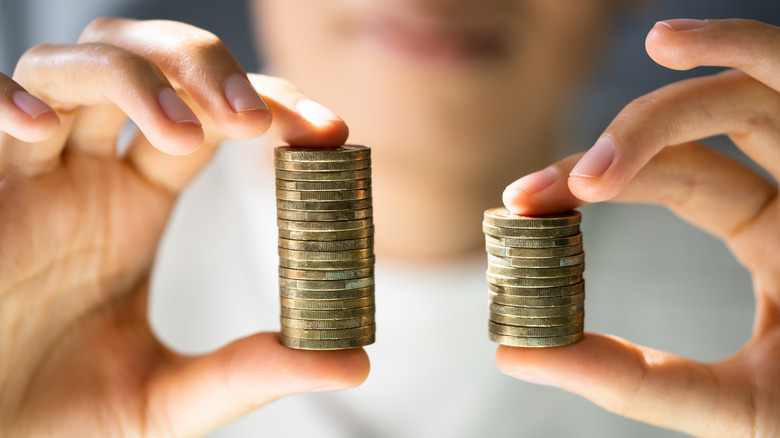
(490, 302, 584, 317)
(489, 312, 584, 327)
(483, 208, 581, 229)
(281, 324, 376, 340)
(488, 321, 583, 337)
(275, 145, 370, 162)
(276, 168, 372, 182)
(279, 334, 375, 350)
(275, 178, 372, 192)
(488, 281, 585, 298)
(274, 158, 370, 172)
(487, 262, 584, 278)
(277, 208, 373, 221)
(279, 237, 373, 251)
(279, 285, 374, 300)
(279, 256, 375, 270)
(486, 272, 582, 288)
(280, 296, 374, 310)
(280, 315, 375, 330)
(279, 267, 374, 281)
(281, 305, 375, 320)
(278, 227, 374, 242)
(482, 223, 580, 238)
(278, 277, 375, 291)
(486, 252, 584, 268)
(279, 247, 373, 261)
(485, 233, 582, 249)
(489, 291, 585, 307)
(487, 332, 583, 348)
(485, 243, 582, 258)
(276, 188, 372, 202)
(276, 198, 373, 212)
(277, 218, 373, 231)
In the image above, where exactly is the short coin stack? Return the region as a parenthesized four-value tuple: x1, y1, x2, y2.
(275, 145, 375, 350)
(483, 208, 584, 347)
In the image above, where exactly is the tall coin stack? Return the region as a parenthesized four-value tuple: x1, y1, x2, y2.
(275, 145, 376, 350)
(483, 208, 584, 347)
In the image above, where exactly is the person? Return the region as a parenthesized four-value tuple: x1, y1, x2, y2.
(0, 1, 778, 437)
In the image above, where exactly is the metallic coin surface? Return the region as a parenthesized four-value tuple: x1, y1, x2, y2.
(280, 305, 375, 320)
(279, 334, 375, 350)
(274, 158, 370, 172)
(482, 223, 580, 239)
(279, 247, 374, 261)
(276, 198, 373, 211)
(486, 252, 584, 268)
(487, 262, 584, 278)
(490, 302, 584, 317)
(486, 272, 582, 288)
(483, 208, 581, 229)
(278, 277, 375, 291)
(485, 233, 582, 249)
(489, 312, 584, 327)
(488, 281, 585, 297)
(276, 168, 372, 182)
(488, 332, 583, 348)
(488, 321, 583, 337)
(275, 178, 371, 192)
(279, 285, 374, 300)
(280, 315, 375, 330)
(279, 237, 373, 251)
(276, 188, 372, 202)
(275, 145, 370, 162)
(277, 208, 373, 221)
(281, 324, 376, 340)
(280, 296, 375, 310)
(277, 218, 372, 231)
(489, 291, 585, 307)
(278, 267, 374, 281)
(278, 227, 374, 242)
(485, 243, 582, 259)
(279, 256, 375, 270)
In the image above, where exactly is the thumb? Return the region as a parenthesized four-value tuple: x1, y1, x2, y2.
(495, 334, 753, 437)
(145, 332, 370, 437)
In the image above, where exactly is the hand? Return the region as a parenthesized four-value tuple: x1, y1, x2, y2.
(0, 18, 367, 438)
(499, 19, 780, 437)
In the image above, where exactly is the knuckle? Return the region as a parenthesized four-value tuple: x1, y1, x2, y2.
(79, 17, 117, 42)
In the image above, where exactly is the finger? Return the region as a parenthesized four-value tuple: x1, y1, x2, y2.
(495, 334, 754, 437)
(0, 73, 59, 144)
(146, 332, 369, 437)
(501, 153, 587, 216)
(646, 18, 780, 93)
(68, 103, 127, 156)
(80, 18, 273, 141)
(567, 70, 780, 203)
(13, 43, 203, 159)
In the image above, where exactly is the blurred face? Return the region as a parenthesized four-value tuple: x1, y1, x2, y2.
(252, 0, 615, 256)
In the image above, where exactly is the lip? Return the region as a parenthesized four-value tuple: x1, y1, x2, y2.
(354, 11, 507, 66)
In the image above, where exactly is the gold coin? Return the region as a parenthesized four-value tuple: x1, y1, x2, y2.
(276, 168, 371, 182)
(482, 223, 579, 238)
(487, 253, 584, 268)
(488, 321, 583, 337)
(276, 188, 372, 202)
(279, 285, 374, 300)
(275, 178, 371, 191)
(276, 198, 373, 212)
(488, 281, 585, 297)
(485, 233, 582, 249)
(279, 247, 373, 261)
(485, 243, 582, 258)
(483, 208, 581, 229)
(278, 208, 373, 221)
(487, 262, 584, 278)
(278, 276, 374, 291)
(277, 218, 372, 231)
(490, 312, 584, 327)
(280, 315, 375, 330)
(275, 145, 370, 162)
(486, 272, 582, 287)
(278, 267, 374, 281)
(278, 227, 374, 242)
(278, 237, 373, 251)
(280, 334, 375, 350)
(279, 256, 375, 270)
(281, 324, 376, 340)
(489, 291, 585, 307)
(488, 332, 583, 348)
(274, 158, 370, 172)
(281, 296, 375, 310)
(490, 302, 584, 317)
(281, 305, 375, 320)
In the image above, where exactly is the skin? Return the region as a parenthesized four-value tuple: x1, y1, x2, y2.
(0, 5, 777, 438)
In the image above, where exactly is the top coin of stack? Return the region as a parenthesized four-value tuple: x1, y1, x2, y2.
(275, 145, 376, 350)
(482, 207, 584, 348)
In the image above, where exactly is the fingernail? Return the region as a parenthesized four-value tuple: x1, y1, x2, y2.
(224, 73, 268, 112)
(657, 19, 708, 31)
(12, 90, 53, 119)
(297, 99, 341, 127)
(507, 371, 559, 388)
(311, 386, 344, 392)
(570, 136, 615, 179)
(158, 88, 201, 125)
